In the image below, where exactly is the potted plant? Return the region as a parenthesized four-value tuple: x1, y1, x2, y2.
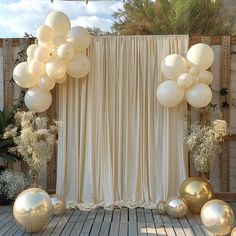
(3, 111, 58, 187)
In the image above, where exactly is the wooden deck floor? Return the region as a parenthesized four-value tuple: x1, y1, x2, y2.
(1, 203, 236, 236)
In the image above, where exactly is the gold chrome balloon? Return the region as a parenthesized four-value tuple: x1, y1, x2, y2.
(156, 201, 167, 215)
(201, 199, 234, 235)
(13, 188, 53, 233)
(50, 194, 66, 216)
(166, 197, 188, 218)
(179, 177, 214, 213)
(231, 227, 236, 236)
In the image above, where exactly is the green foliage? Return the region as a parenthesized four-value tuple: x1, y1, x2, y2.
(112, 0, 235, 35)
(0, 107, 21, 163)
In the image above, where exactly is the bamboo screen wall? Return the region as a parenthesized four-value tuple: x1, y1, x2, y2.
(0, 36, 236, 199)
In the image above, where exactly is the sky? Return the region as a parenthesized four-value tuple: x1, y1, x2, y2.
(0, 0, 124, 38)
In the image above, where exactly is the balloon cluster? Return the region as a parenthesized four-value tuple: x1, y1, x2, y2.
(13, 11, 91, 113)
(156, 43, 214, 108)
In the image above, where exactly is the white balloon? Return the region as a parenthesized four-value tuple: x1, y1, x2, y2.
(34, 46, 51, 62)
(187, 43, 214, 70)
(186, 83, 212, 108)
(24, 87, 52, 113)
(67, 54, 90, 78)
(67, 26, 91, 52)
(177, 73, 193, 89)
(36, 25, 54, 43)
(29, 59, 45, 77)
(27, 57, 33, 62)
(39, 75, 55, 91)
(192, 76, 199, 84)
(41, 40, 56, 53)
(57, 43, 75, 61)
(53, 34, 66, 47)
(27, 44, 39, 58)
(156, 80, 185, 107)
(13, 62, 38, 88)
(199, 71, 213, 85)
(45, 11, 71, 36)
(46, 57, 67, 79)
(188, 67, 199, 76)
(55, 74, 67, 84)
(161, 54, 189, 80)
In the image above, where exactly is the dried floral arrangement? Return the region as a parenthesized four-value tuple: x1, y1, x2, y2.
(4, 111, 58, 187)
(185, 105, 229, 173)
(0, 169, 31, 200)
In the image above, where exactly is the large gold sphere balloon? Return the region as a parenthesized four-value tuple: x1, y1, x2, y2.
(179, 177, 214, 213)
(13, 188, 53, 233)
(166, 197, 188, 218)
(201, 199, 234, 235)
(50, 194, 66, 216)
(156, 201, 167, 215)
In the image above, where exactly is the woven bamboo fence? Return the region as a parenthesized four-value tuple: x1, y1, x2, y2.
(0, 36, 236, 199)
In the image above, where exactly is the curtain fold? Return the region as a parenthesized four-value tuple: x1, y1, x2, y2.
(56, 35, 189, 210)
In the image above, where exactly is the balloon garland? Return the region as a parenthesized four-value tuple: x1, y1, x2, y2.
(13, 11, 91, 113)
(156, 43, 214, 108)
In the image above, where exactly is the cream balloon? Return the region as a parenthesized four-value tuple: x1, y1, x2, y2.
(46, 57, 67, 80)
(13, 62, 38, 88)
(177, 73, 193, 88)
(188, 67, 199, 76)
(199, 70, 213, 85)
(41, 40, 56, 53)
(53, 34, 66, 47)
(192, 76, 199, 85)
(187, 43, 214, 70)
(67, 54, 90, 78)
(67, 26, 91, 52)
(34, 46, 51, 62)
(39, 75, 55, 91)
(36, 25, 54, 43)
(13, 188, 53, 233)
(45, 11, 71, 36)
(201, 200, 234, 235)
(55, 74, 67, 84)
(161, 54, 189, 80)
(186, 83, 212, 108)
(24, 87, 52, 112)
(156, 80, 185, 107)
(57, 43, 75, 61)
(29, 59, 45, 77)
(26, 44, 39, 59)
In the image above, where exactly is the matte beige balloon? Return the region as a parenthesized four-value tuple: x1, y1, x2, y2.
(199, 70, 213, 85)
(55, 74, 67, 84)
(29, 59, 45, 77)
(180, 177, 214, 213)
(36, 25, 54, 43)
(39, 75, 56, 91)
(186, 83, 212, 108)
(177, 73, 193, 88)
(201, 199, 234, 235)
(45, 11, 71, 36)
(166, 197, 188, 218)
(24, 87, 52, 112)
(67, 26, 91, 52)
(57, 42, 75, 61)
(26, 44, 39, 58)
(50, 194, 66, 216)
(187, 43, 214, 70)
(156, 201, 167, 215)
(34, 46, 51, 63)
(53, 34, 66, 47)
(46, 57, 67, 80)
(188, 67, 199, 76)
(67, 54, 90, 78)
(156, 80, 185, 107)
(13, 62, 39, 88)
(13, 188, 53, 233)
(161, 54, 189, 80)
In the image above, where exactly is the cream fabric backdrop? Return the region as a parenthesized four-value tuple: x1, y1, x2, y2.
(56, 35, 189, 209)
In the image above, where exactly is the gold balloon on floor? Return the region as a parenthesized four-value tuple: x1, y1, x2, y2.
(156, 201, 167, 215)
(179, 177, 214, 213)
(201, 199, 234, 235)
(50, 194, 66, 216)
(231, 227, 236, 236)
(13, 188, 53, 233)
(166, 197, 188, 218)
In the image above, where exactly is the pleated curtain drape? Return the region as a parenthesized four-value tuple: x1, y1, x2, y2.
(56, 35, 189, 209)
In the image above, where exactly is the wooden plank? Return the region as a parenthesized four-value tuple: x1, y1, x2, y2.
(137, 222, 147, 236)
(221, 36, 231, 192)
(128, 222, 138, 236)
(151, 209, 162, 224)
(94, 208, 105, 223)
(109, 222, 119, 236)
(70, 210, 89, 236)
(144, 209, 153, 223)
(103, 210, 113, 223)
(120, 207, 128, 223)
(119, 222, 128, 236)
(80, 209, 97, 235)
(60, 222, 75, 236)
(41, 215, 63, 235)
(145, 222, 157, 236)
(178, 217, 195, 236)
(137, 208, 146, 223)
(90, 222, 102, 236)
(129, 209, 137, 223)
(113, 209, 121, 222)
(4, 223, 21, 236)
(154, 222, 166, 236)
(0, 219, 17, 236)
(99, 222, 110, 236)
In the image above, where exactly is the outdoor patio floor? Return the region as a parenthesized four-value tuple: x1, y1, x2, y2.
(1, 203, 236, 236)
